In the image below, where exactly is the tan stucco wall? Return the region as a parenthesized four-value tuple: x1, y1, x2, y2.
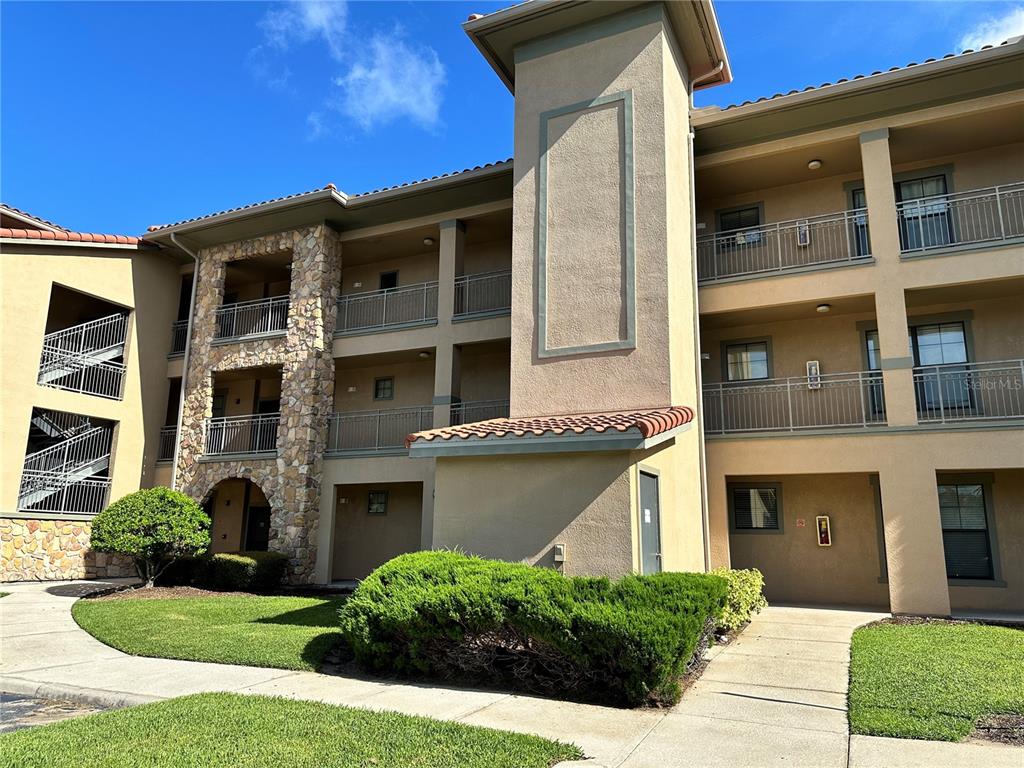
(216, 374, 283, 418)
(0, 244, 179, 518)
(340, 251, 438, 296)
(432, 452, 634, 577)
(333, 358, 435, 411)
(463, 238, 512, 275)
(331, 481, 423, 580)
(458, 344, 511, 402)
(205, 477, 268, 553)
(726, 473, 890, 607)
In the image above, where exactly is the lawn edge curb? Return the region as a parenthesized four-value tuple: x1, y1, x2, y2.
(0, 676, 162, 710)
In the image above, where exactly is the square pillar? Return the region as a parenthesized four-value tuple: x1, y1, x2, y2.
(879, 466, 951, 616)
(432, 343, 461, 428)
(437, 219, 464, 325)
(860, 129, 917, 426)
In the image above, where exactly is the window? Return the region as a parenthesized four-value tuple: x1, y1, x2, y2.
(938, 483, 993, 580)
(718, 206, 760, 233)
(729, 485, 781, 531)
(725, 341, 770, 381)
(910, 322, 968, 367)
(911, 322, 971, 412)
(379, 271, 399, 291)
(373, 377, 394, 401)
(367, 490, 389, 516)
(896, 174, 951, 250)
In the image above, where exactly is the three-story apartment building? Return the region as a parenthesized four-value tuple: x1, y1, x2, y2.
(2, 1, 1021, 618)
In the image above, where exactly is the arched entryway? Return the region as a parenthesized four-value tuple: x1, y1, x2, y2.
(204, 477, 272, 553)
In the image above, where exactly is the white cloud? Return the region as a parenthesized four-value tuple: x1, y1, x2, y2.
(259, 0, 348, 62)
(333, 34, 446, 130)
(958, 5, 1024, 51)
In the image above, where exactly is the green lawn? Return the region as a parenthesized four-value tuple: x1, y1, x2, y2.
(849, 621, 1024, 741)
(72, 595, 345, 671)
(0, 692, 582, 768)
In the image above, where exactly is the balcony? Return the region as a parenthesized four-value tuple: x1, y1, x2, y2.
(157, 426, 177, 462)
(450, 399, 510, 425)
(914, 360, 1024, 424)
(325, 407, 433, 454)
(898, 182, 1024, 256)
(204, 413, 279, 457)
(703, 371, 886, 435)
(213, 296, 289, 342)
(697, 208, 870, 283)
(336, 282, 438, 335)
(169, 320, 187, 356)
(454, 270, 512, 318)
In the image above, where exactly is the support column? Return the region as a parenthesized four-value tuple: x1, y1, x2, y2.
(432, 219, 464, 428)
(420, 467, 436, 549)
(860, 129, 917, 426)
(432, 344, 461, 428)
(878, 465, 951, 616)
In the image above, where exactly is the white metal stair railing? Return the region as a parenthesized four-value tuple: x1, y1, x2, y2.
(37, 313, 129, 398)
(30, 410, 91, 439)
(18, 426, 112, 510)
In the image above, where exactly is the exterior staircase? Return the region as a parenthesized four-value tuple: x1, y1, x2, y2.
(37, 313, 128, 399)
(18, 425, 113, 514)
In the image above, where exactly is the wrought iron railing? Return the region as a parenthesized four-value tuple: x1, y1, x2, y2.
(326, 407, 433, 453)
(336, 282, 438, 334)
(42, 313, 128, 358)
(38, 347, 126, 399)
(21, 425, 112, 477)
(697, 208, 870, 283)
(214, 296, 289, 340)
(898, 182, 1024, 254)
(454, 269, 512, 317)
(204, 413, 280, 456)
(450, 399, 510, 425)
(703, 371, 886, 434)
(17, 474, 111, 515)
(913, 359, 1024, 423)
(169, 320, 188, 355)
(157, 426, 177, 462)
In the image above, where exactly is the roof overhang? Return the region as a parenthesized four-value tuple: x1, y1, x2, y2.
(408, 422, 690, 457)
(463, 0, 731, 93)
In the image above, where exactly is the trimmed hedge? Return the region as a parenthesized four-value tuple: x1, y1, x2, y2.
(159, 551, 288, 593)
(338, 551, 728, 707)
(710, 567, 768, 632)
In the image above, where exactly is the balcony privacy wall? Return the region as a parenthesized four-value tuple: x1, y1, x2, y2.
(175, 225, 342, 584)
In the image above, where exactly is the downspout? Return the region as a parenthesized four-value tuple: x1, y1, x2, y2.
(169, 232, 200, 492)
(688, 61, 725, 571)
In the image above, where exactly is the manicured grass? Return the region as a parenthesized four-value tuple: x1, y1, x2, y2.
(0, 692, 582, 768)
(72, 595, 345, 671)
(0, 592, 9, 598)
(849, 621, 1024, 741)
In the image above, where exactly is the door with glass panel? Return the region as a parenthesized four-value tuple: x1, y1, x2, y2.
(863, 331, 886, 419)
(897, 175, 952, 251)
(850, 189, 871, 257)
(911, 322, 972, 415)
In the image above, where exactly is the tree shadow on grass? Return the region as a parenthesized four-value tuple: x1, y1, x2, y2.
(253, 598, 346, 628)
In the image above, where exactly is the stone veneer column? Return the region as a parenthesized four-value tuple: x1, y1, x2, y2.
(175, 224, 341, 583)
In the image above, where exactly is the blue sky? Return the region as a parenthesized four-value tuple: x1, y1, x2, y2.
(3, 1, 1022, 234)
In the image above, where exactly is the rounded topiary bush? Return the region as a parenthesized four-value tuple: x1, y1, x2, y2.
(90, 487, 211, 587)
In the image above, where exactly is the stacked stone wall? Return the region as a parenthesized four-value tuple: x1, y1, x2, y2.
(1, 518, 134, 582)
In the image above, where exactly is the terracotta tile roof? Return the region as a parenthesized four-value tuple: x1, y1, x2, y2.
(0, 203, 66, 231)
(350, 158, 512, 198)
(0, 227, 149, 246)
(717, 37, 1020, 112)
(406, 406, 695, 447)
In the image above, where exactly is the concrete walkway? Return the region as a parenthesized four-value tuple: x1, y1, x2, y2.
(1, 581, 1019, 767)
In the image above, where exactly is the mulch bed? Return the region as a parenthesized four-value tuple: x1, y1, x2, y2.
(972, 714, 1024, 746)
(88, 586, 257, 601)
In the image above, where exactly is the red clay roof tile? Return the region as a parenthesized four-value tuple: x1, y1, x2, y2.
(0, 227, 149, 246)
(406, 406, 695, 448)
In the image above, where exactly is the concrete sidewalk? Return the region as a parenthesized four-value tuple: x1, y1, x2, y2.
(1, 581, 1019, 767)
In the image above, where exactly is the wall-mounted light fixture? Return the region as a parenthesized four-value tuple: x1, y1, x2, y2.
(417, 350, 432, 359)
(807, 159, 823, 170)
(423, 237, 435, 246)
(816, 303, 832, 314)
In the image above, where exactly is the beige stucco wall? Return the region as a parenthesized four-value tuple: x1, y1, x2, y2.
(458, 344, 511, 402)
(204, 477, 269, 553)
(0, 244, 179, 518)
(215, 373, 283, 418)
(340, 252, 438, 295)
(463, 238, 512, 276)
(726, 473, 890, 607)
(432, 452, 635, 577)
(333, 358, 435, 411)
(331, 481, 423, 580)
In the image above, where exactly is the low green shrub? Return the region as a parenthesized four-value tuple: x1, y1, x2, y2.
(338, 551, 728, 707)
(710, 567, 767, 632)
(157, 551, 289, 593)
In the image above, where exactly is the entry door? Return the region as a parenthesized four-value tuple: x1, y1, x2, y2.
(639, 472, 662, 574)
(244, 506, 271, 552)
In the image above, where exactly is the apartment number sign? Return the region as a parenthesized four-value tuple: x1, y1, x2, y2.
(816, 516, 832, 547)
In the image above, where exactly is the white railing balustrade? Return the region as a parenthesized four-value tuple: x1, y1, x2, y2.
(21, 425, 111, 477)
(898, 182, 1024, 254)
(38, 348, 126, 399)
(914, 360, 1024, 423)
(157, 426, 177, 462)
(697, 208, 870, 282)
(204, 413, 280, 456)
(336, 282, 438, 334)
(703, 371, 886, 434)
(454, 269, 512, 317)
(450, 399, 510, 425)
(214, 296, 289, 340)
(169, 320, 188, 355)
(17, 473, 111, 515)
(326, 407, 433, 453)
(42, 313, 128, 358)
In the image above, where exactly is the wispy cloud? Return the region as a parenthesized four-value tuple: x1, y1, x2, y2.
(252, 1, 445, 135)
(958, 5, 1024, 50)
(333, 33, 446, 130)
